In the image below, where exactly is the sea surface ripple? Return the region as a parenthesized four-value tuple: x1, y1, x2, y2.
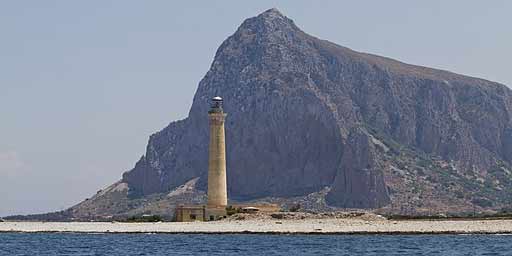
(1, 233, 511, 255)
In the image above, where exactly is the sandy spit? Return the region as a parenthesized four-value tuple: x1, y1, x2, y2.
(2, 219, 512, 234)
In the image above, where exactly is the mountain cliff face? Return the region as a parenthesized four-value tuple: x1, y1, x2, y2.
(67, 9, 512, 219)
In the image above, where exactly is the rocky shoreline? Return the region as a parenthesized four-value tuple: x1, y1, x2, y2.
(2, 218, 512, 235)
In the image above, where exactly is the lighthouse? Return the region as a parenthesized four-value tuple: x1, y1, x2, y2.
(206, 96, 228, 220)
(174, 96, 281, 221)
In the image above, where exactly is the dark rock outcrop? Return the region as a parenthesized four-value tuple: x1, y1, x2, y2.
(114, 8, 512, 211)
(326, 128, 390, 208)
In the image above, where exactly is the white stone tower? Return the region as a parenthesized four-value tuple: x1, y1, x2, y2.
(206, 96, 228, 219)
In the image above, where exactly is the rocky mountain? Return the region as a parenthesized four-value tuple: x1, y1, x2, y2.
(20, 8, 512, 220)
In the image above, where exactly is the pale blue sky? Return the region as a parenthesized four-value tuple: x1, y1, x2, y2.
(1, 1, 510, 216)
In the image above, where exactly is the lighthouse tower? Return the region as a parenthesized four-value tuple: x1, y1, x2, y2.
(206, 96, 228, 220)
(174, 96, 281, 222)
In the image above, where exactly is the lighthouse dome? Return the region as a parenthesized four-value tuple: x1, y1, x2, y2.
(210, 96, 224, 113)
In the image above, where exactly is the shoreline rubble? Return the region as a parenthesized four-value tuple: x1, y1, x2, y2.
(2, 218, 512, 235)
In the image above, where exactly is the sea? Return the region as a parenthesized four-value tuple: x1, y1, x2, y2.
(1, 233, 512, 255)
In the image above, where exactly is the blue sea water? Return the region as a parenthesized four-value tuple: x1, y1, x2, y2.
(1, 233, 511, 256)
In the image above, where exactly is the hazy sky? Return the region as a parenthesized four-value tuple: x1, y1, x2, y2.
(1, 1, 511, 217)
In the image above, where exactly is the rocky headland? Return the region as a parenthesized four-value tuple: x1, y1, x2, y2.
(7, 8, 512, 221)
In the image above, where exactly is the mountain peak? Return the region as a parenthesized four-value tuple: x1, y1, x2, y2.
(229, 8, 300, 44)
(258, 8, 285, 20)
(253, 8, 293, 28)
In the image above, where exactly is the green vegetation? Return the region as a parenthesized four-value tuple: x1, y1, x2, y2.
(471, 198, 493, 208)
(362, 123, 512, 212)
(364, 124, 402, 156)
(386, 211, 512, 220)
(226, 206, 243, 216)
(289, 203, 301, 212)
(271, 213, 285, 219)
(123, 215, 162, 222)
